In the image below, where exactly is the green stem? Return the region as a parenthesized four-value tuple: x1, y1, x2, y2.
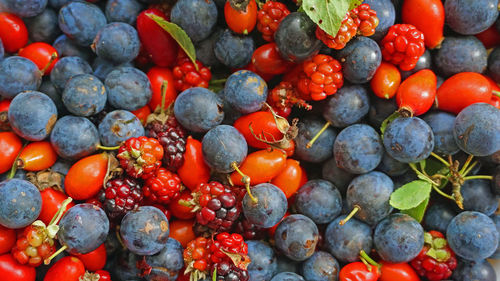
(430, 152, 450, 167)
(160, 80, 168, 115)
(459, 155, 474, 175)
(464, 175, 493, 181)
(462, 161, 478, 177)
(96, 145, 121, 151)
(359, 250, 381, 268)
(409, 163, 439, 186)
(339, 206, 360, 226)
(7, 142, 27, 179)
(432, 185, 454, 200)
(493, 90, 500, 98)
(210, 78, 227, 85)
(306, 121, 330, 149)
(48, 197, 73, 226)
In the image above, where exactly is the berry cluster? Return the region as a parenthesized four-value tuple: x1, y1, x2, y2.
(256, 1, 290, 42)
(411, 231, 457, 281)
(297, 54, 344, 101)
(381, 24, 426, 71)
(98, 177, 143, 221)
(172, 56, 212, 92)
(117, 136, 164, 179)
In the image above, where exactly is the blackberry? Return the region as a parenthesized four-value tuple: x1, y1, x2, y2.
(234, 216, 264, 240)
(98, 177, 143, 221)
(146, 116, 187, 172)
(213, 261, 250, 281)
(191, 182, 241, 237)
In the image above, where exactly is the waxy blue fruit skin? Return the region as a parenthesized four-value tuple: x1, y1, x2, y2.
(453, 103, 500, 157)
(247, 240, 278, 281)
(460, 179, 498, 216)
(434, 36, 487, 78)
(274, 214, 319, 262)
(223, 70, 268, 115)
(423, 111, 460, 155)
(0, 56, 42, 99)
(447, 211, 499, 261)
(58, 203, 109, 254)
(295, 117, 337, 163)
(452, 259, 497, 281)
(143, 238, 184, 281)
(325, 215, 373, 263)
(0, 179, 42, 229)
(214, 29, 255, 69)
(50, 56, 93, 91)
(174, 87, 224, 133)
(92, 22, 141, 65)
(98, 110, 145, 146)
(323, 85, 370, 128)
(170, 0, 218, 43)
(301, 251, 340, 281)
(5, 0, 48, 18)
(25, 8, 61, 43)
(62, 74, 107, 117)
(243, 183, 287, 228)
(105, 67, 152, 111)
(202, 125, 247, 173)
(8, 90, 58, 141)
(105, 0, 143, 25)
(294, 179, 342, 224)
(445, 0, 499, 35)
(362, 0, 395, 41)
(376, 151, 409, 177)
(53, 35, 94, 61)
(334, 124, 384, 174)
(271, 272, 305, 281)
(423, 202, 456, 234)
(58, 1, 107, 46)
(50, 115, 100, 160)
(374, 213, 425, 263)
(322, 158, 354, 195)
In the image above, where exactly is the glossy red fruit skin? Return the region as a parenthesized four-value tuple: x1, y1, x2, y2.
(475, 25, 500, 49)
(137, 9, 179, 67)
(379, 262, 420, 281)
(0, 132, 23, 174)
(0, 254, 36, 281)
(72, 243, 106, 271)
(381, 24, 426, 71)
(436, 72, 492, 114)
(339, 262, 380, 281)
(252, 43, 293, 75)
(177, 136, 211, 191)
(233, 111, 284, 149)
(224, 0, 258, 35)
(396, 69, 437, 116)
(402, 0, 444, 49)
(43, 256, 85, 281)
(0, 13, 28, 53)
(0, 226, 16, 255)
(38, 188, 75, 226)
(18, 42, 59, 75)
(147, 66, 178, 112)
(169, 190, 196, 220)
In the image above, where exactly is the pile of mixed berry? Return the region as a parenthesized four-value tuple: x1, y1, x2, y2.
(0, 0, 499, 280)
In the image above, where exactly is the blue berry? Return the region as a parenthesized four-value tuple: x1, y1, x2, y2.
(325, 215, 373, 263)
(9, 90, 57, 141)
(445, 0, 499, 35)
(25, 8, 61, 43)
(322, 158, 354, 195)
(346, 171, 394, 226)
(271, 272, 305, 281)
(400, 50, 432, 80)
(39, 80, 66, 115)
(295, 117, 337, 163)
(368, 97, 398, 128)
(334, 124, 383, 174)
(376, 151, 409, 177)
(5, 0, 47, 17)
(112, 250, 142, 281)
(490, 214, 500, 259)
(423, 111, 460, 155)
(301, 251, 339, 281)
(143, 238, 184, 281)
(423, 202, 457, 234)
(453, 103, 500, 156)
(434, 36, 487, 77)
(274, 12, 321, 63)
(170, 0, 218, 43)
(334, 36, 382, 84)
(105, 0, 143, 25)
(62, 74, 107, 117)
(92, 57, 132, 82)
(223, 70, 268, 115)
(58, 1, 107, 46)
(202, 125, 247, 173)
(48, 0, 72, 10)
(374, 213, 424, 263)
(50, 115, 100, 160)
(322, 85, 370, 128)
(461, 179, 498, 216)
(120, 206, 169, 255)
(362, 0, 395, 41)
(274, 214, 319, 261)
(0, 179, 41, 229)
(92, 23, 141, 65)
(247, 240, 278, 281)
(216, 89, 242, 125)
(98, 110, 145, 146)
(383, 116, 434, 163)
(0, 39, 3, 61)
(452, 259, 496, 281)
(488, 47, 500, 83)
(276, 256, 300, 275)
(0, 56, 42, 99)
(105, 67, 152, 111)
(53, 35, 94, 61)
(174, 87, 224, 133)
(493, 166, 500, 195)
(196, 28, 223, 68)
(294, 179, 342, 224)
(214, 29, 255, 69)
(243, 183, 287, 228)
(447, 211, 499, 261)
(50, 56, 93, 91)
(58, 203, 109, 254)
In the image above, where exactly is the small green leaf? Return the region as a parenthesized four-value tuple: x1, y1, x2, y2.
(402, 196, 429, 222)
(390, 180, 432, 210)
(380, 111, 401, 136)
(302, 0, 350, 37)
(212, 268, 217, 281)
(147, 13, 197, 67)
(348, 0, 363, 10)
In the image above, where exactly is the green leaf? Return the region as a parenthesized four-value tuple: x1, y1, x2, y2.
(212, 268, 217, 281)
(348, 0, 363, 10)
(380, 111, 400, 136)
(390, 180, 432, 210)
(424, 158, 449, 176)
(147, 13, 197, 67)
(402, 196, 429, 222)
(302, 0, 350, 37)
